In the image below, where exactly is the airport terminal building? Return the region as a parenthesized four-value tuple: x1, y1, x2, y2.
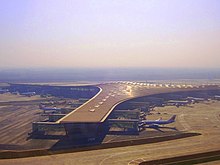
(7, 83, 220, 141)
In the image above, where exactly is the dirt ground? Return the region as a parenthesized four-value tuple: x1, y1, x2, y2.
(0, 93, 44, 102)
(0, 94, 61, 150)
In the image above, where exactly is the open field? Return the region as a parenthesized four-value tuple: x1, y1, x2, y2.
(0, 105, 59, 150)
(0, 93, 44, 102)
(0, 101, 219, 164)
(0, 83, 9, 87)
(0, 94, 61, 150)
(17, 82, 100, 86)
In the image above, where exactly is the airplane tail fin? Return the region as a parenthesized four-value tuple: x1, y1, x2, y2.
(169, 115, 176, 122)
(156, 117, 162, 121)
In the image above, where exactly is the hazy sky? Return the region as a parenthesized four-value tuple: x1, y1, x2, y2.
(0, 0, 220, 69)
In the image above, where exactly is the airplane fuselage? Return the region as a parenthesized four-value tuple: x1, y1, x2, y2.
(140, 115, 176, 126)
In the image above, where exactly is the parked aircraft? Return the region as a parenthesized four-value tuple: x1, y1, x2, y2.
(39, 104, 62, 112)
(20, 92, 36, 97)
(166, 100, 189, 107)
(187, 97, 205, 102)
(139, 115, 176, 127)
(0, 89, 9, 94)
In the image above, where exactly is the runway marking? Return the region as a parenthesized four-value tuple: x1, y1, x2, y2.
(128, 158, 146, 165)
(99, 151, 132, 165)
(99, 150, 148, 165)
(126, 138, 207, 164)
(104, 135, 119, 143)
(128, 160, 140, 165)
(128, 158, 147, 165)
(179, 114, 192, 131)
(214, 112, 220, 122)
(98, 139, 202, 165)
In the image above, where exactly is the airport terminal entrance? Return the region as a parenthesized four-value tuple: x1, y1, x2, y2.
(107, 119, 139, 133)
(63, 123, 108, 141)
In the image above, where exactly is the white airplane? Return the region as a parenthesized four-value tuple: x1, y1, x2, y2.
(0, 89, 9, 94)
(167, 100, 189, 107)
(187, 97, 205, 102)
(20, 92, 36, 97)
(39, 104, 62, 111)
(139, 115, 176, 127)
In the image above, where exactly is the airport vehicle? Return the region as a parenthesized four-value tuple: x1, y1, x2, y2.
(20, 92, 36, 97)
(139, 115, 176, 127)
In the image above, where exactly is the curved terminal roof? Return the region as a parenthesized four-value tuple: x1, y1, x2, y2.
(59, 82, 219, 123)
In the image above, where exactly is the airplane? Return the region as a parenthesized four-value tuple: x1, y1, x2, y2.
(39, 104, 62, 112)
(20, 92, 36, 97)
(139, 115, 176, 127)
(0, 89, 9, 94)
(187, 97, 205, 102)
(167, 100, 189, 107)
